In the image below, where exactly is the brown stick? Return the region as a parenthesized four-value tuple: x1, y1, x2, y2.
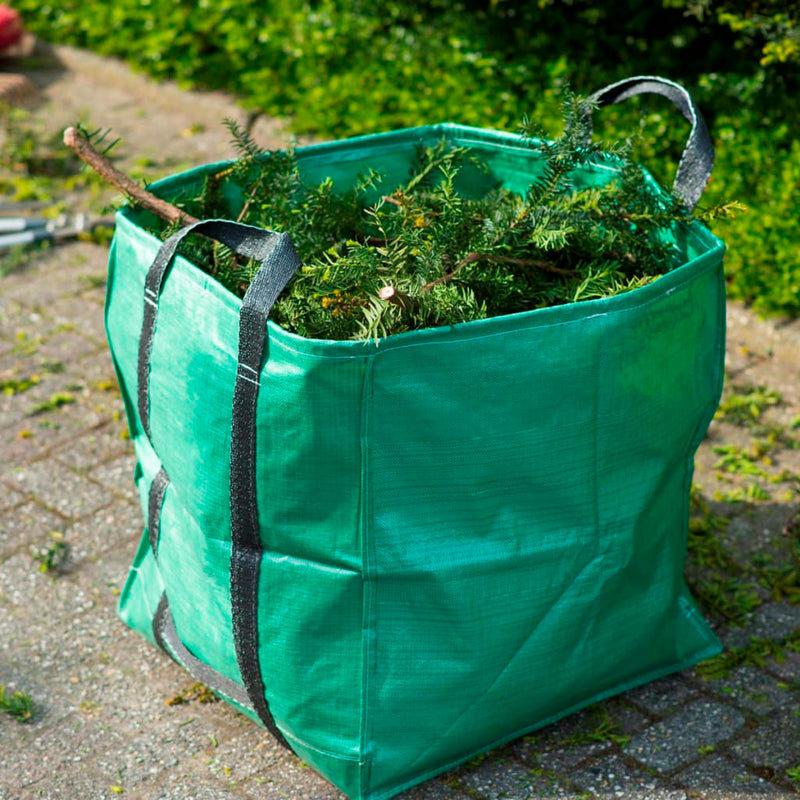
(63, 127, 199, 226)
(381, 194, 404, 208)
(423, 252, 573, 291)
(236, 182, 260, 223)
(483, 255, 576, 275)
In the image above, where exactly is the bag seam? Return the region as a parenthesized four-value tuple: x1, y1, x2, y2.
(359, 355, 378, 784)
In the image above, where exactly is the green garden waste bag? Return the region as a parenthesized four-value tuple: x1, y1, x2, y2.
(109, 77, 725, 800)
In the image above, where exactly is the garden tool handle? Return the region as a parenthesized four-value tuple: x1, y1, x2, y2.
(0, 228, 50, 249)
(138, 218, 301, 438)
(585, 75, 714, 211)
(0, 216, 48, 233)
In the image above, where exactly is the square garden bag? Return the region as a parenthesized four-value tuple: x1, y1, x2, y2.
(109, 76, 725, 800)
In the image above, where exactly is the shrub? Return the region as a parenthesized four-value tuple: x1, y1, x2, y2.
(14, 0, 799, 316)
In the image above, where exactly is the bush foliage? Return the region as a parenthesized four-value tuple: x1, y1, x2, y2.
(157, 98, 727, 340)
(16, 0, 799, 316)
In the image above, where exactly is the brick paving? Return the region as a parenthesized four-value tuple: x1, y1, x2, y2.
(1, 44, 799, 800)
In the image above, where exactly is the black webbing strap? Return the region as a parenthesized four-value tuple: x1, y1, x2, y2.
(137, 219, 296, 438)
(152, 592, 255, 711)
(583, 75, 714, 211)
(147, 468, 170, 556)
(137, 219, 301, 748)
(229, 231, 300, 750)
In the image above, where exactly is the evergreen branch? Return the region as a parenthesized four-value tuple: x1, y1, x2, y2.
(404, 140, 470, 193)
(223, 116, 266, 162)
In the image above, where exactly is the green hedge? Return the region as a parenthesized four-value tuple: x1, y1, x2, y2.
(16, 0, 799, 315)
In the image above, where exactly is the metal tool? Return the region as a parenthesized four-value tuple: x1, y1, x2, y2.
(0, 212, 114, 250)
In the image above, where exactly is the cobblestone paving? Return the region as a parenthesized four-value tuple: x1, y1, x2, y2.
(1, 44, 799, 800)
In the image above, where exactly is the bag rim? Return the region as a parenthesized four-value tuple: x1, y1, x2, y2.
(115, 122, 726, 357)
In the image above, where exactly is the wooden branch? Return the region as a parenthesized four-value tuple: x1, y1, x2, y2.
(423, 252, 481, 290)
(484, 254, 576, 275)
(423, 251, 573, 291)
(63, 127, 199, 226)
(236, 181, 260, 223)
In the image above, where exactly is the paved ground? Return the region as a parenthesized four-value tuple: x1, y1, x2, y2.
(1, 45, 799, 800)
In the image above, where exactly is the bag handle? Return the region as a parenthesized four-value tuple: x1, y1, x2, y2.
(583, 75, 714, 211)
(137, 218, 301, 438)
(136, 217, 300, 749)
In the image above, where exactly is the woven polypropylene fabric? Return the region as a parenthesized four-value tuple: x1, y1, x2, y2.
(110, 122, 725, 800)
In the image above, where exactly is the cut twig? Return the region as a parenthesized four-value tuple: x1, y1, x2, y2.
(63, 127, 198, 226)
(488, 255, 576, 274)
(236, 182, 260, 223)
(423, 251, 573, 290)
(378, 285, 412, 310)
